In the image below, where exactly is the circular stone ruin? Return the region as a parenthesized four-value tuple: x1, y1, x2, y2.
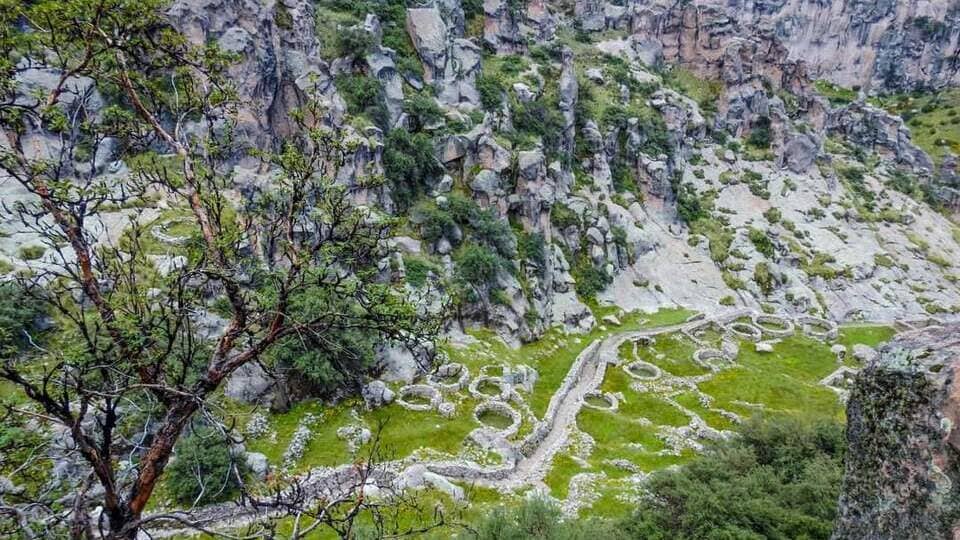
(396, 384, 441, 411)
(473, 400, 521, 436)
(694, 348, 730, 370)
(469, 376, 505, 399)
(429, 363, 470, 392)
(752, 314, 795, 338)
(726, 321, 763, 342)
(623, 360, 661, 380)
(479, 364, 506, 377)
(582, 391, 618, 411)
(796, 316, 839, 341)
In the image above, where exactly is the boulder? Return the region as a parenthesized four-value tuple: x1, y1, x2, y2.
(244, 452, 270, 480)
(755, 341, 775, 353)
(852, 344, 878, 363)
(362, 380, 396, 409)
(834, 325, 960, 539)
(225, 362, 274, 403)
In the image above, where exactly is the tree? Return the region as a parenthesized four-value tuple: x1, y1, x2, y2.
(0, 1, 438, 538)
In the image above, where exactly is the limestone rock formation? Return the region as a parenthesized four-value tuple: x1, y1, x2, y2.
(834, 325, 960, 539)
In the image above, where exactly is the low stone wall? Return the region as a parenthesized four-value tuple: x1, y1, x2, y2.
(429, 363, 470, 392)
(797, 315, 839, 341)
(752, 314, 796, 338)
(623, 360, 661, 380)
(395, 384, 441, 411)
(727, 322, 763, 342)
(468, 375, 505, 399)
(474, 400, 522, 437)
(582, 391, 618, 411)
(519, 341, 600, 457)
(694, 348, 729, 370)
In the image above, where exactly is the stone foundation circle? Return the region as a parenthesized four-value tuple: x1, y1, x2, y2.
(396, 384, 441, 411)
(473, 400, 521, 437)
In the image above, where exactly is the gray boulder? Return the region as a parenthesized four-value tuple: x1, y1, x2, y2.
(362, 380, 396, 409)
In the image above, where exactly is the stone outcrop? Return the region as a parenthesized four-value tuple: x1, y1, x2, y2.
(834, 325, 960, 539)
(624, 0, 960, 94)
(406, 7, 481, 108)
(167, 0, 337, 148)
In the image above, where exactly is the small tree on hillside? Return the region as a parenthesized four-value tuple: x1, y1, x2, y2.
(0, 1, 439, 538)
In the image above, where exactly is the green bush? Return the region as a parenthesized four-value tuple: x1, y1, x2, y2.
(754, 261, 776, 295)
(747, 115, 772, 149)
(334, 26, 373, 58)
(572, 257, 611, 299)
(517, 230, 546, 269)
(512, 98, 564, 151)
(620, 417, 845, 540)
(550, 202, 580, 229)
(675, 183, 707, 224)
(413, 202, 458, 245)
(383, 129, 442, 209)
(0, 283, 43, 354)
(18, 245, 44, 261)
(749, 228, 776, 258)
(454, 243, 505, 288)
(764, 207, 782, 224)
(166, 428, 243, 505)
(335, 74, 384, 117)
(472, 496, 615, 540)
(477, 74, 505, 111)
(404, 94, 444, 132)
(404, 256, 441, 288)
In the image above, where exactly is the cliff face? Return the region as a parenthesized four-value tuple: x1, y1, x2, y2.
(620, 0, 960, 94)
(834, 325, 960, 539)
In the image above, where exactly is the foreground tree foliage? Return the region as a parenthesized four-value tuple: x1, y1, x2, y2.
(0, 1, 438, 538)
(620, 417, 845, 540)
(464, 418, 845, 540)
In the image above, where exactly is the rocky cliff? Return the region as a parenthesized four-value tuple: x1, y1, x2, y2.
(834, 324, 960, 539)
(596, 0, 960, 94)
(4, 0, 960, 367)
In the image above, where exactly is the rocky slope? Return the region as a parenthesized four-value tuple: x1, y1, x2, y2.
(3, 0, 960, 366)
(834, 323, 960, 539)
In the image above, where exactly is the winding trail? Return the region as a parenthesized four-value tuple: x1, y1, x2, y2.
(152, 312, 749, 534)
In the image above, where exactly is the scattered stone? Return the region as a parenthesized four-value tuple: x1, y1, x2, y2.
(601, 314, 621, 326)
(755, 341, 775, 353)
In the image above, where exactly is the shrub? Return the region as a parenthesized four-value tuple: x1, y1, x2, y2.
(404, 256, 441, 287)
(572, 257, 611, 299)
(746, 115, 772, 149)
(404, 94, 444, 132)
(517, 230, 546, 269)
(675, 183, 706, 224)
(334, 74, 386, 126)
(749, 228, 776, 258)
(413, 202, 457, 245)
(620, 417, 845, 540)
(512, 98, 564, 151)
(754, 261, 776, 295)
(18, 245, 44, 260)
(719, 295, 736, 306)
(0, 283, 43, 354)
(454, 243, 505, 288)
(334, 26, 373, 58)
(166, 428, 243, 505)
(550, 202, 580, 229)
(383, 129, 442, 209)
(476, 74, 505, 111)
(764, 207, 782, 224)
